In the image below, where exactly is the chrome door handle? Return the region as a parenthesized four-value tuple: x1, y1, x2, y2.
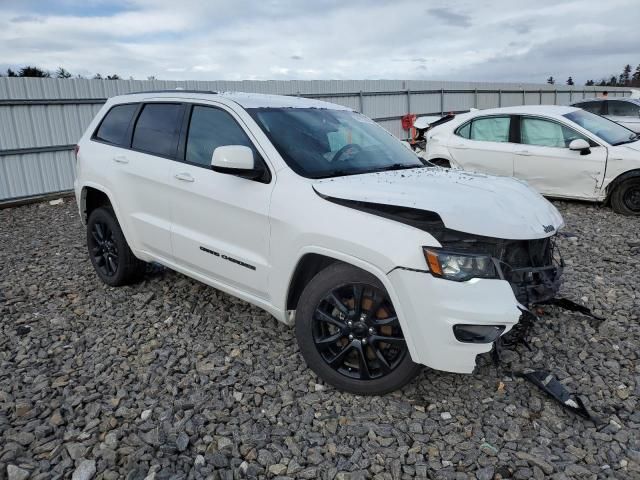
(514, 150, 532, 156)
(113, 155, 129, 164)
(174, 172, 195, 182)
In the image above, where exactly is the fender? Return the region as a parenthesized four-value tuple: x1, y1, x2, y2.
(286, 245, 421, 361)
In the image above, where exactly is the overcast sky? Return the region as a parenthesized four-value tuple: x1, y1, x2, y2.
(1, 0, 638, 84)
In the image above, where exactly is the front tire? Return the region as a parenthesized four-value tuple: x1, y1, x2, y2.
(295, 264, 421, 395)
(611, 178, 640, 216)
(87, 207, 145, 286)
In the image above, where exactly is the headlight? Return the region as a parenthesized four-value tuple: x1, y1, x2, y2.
(423, 248, 497, 282)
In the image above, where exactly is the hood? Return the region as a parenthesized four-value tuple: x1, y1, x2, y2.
(314, 168, 564, 240)
(620, 140, 640, 153)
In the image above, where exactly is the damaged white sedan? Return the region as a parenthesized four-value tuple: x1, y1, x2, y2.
(75, 91, 564, 395)
(422, 106, 640, 215)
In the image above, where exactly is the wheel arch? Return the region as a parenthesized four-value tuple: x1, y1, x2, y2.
(604, 168, 640, 204)
(283, 247, 419, 359)
(80, 185, 113, 223)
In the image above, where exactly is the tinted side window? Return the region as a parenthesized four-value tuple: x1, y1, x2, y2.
(575, 101, 603, 115)
(95, 104, 138, 146)
(470, 117, 510, 142)
(521, 117, 590, 148)
(132, 103, 183, 157)
(186, 106, 257, 166)
(607, 100, 640, 117)
(455, 122, 471, 139)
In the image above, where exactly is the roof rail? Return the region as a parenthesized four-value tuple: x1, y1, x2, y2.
(122, 89, 218, 95)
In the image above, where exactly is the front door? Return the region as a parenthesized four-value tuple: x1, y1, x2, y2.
(513, 116, 607, 199)
(168, 104, 274, 299)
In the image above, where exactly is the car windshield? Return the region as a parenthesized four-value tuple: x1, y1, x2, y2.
(247, 107, 424, 178)
(564, 109, 638, 146)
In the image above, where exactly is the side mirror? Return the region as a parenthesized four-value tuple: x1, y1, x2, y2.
(569, 138, 591, 155)
(211, 145, 255, 171)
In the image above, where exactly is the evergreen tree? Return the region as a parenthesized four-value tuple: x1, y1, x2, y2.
(632, 64, 640, 87)
(585, 80, 594, 86)
(546, 76, 555, 85)
(619, 64, 632, 86)
(607, 75, 618, 86)
(566, 76, 574, 86)
(6, 68, 17, 77)
(18, 66, 50, 77)
(93, 73, 103, 79)
(106, 74, 120, 80)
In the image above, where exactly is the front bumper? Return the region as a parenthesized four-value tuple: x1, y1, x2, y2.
(388, 269, 522, 373)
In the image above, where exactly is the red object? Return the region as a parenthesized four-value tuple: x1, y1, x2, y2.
(401, 114, 416, 130)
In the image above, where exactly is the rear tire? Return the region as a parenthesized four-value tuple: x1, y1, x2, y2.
(87, 207, 145, 286)
(295, 263, 421, 395)
(610, 178, 640, 216)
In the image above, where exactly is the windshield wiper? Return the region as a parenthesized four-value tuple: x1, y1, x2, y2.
(313, 163, 422, 179)
(613, 133, 639, 146)
(366, 163, 424, 173)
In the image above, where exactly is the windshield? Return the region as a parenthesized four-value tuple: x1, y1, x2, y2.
(564, 109, 638, 146)
(248, 108, 424, 178)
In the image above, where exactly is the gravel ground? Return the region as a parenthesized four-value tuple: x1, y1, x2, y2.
(0, 198, 638, 480)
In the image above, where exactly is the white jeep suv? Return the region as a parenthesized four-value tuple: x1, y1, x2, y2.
(75, 90, 564, 394)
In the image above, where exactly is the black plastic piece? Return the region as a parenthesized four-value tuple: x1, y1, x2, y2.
(517, 369, 601, 423)
(540, 297, 605, 321)
(454, 324, 505, 343)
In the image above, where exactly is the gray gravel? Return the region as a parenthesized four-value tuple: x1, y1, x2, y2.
(1, 198, 638, 480)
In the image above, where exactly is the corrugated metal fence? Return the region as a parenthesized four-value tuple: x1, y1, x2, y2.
(0, 77, 631, 202)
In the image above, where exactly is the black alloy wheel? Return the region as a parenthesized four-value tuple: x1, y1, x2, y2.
(312, 283, 407, 380)
(86, 206, 145, 286)
(89, 220, 119, 277)
(295, 263, 421, 395)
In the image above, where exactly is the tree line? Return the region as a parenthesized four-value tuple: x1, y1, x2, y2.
(3, 63, 640, 87)
(546, 63, 640, 87)
(0, 66, 156, 80)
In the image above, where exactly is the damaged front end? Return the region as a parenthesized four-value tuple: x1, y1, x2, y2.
(431, 228, 564, 306)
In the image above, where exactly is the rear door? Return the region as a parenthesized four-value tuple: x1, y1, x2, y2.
(512, 115, 606, 199)
(605, 100, 640, 133)
(448, 115, 515, 176)
(94, 102, 183, 260)
(168, 103, 274, 298)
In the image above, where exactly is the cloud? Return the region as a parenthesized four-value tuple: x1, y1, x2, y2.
(427, 7, 471, 27)
(0, 0, 638, 84)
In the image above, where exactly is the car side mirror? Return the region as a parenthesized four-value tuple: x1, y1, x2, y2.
(211, 145, 255, 171)
(569, 139, 591, 155)
(211, 145, 268, 181)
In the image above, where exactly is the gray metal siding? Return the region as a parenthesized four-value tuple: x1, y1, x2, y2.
(0, 77, 633, 201)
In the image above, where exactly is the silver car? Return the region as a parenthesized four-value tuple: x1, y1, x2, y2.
(572, 97, 640, 133)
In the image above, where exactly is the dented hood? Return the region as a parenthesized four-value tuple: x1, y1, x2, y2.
(314, 168, 564, 240)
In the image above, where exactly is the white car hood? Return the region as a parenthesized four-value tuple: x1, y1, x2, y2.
(619, 140, 640, 153)
(314, 168, 564, 240)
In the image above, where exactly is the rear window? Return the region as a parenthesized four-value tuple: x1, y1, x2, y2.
(132, 103, 183, 158)
(574, 101, 603, 115)
(94, 104, 138, 146)
(455, 122, 471, 139)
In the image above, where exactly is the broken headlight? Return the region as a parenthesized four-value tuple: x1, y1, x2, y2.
(423, 248, 497, 282)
